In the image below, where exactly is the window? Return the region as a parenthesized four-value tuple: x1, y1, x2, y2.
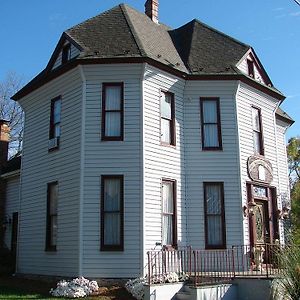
(162, 179, 177, 247)
(204, 182, 226, 249)
(49, 96, 61, 149)
(247, 59, 254, 78)
(102, 83, 124, 141)
(160, 91, 176, 145)
(252, 106, 264, 155)
(62, 44, 71, 64)
(101, 175, 124, 251)
(200, 98, 222, 150)
(46, 182, 58, 251)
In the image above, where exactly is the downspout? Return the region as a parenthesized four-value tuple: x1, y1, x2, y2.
(140, 63, 147, 276)
(79, 65, 86, 276)
(233, 80, 245, 245)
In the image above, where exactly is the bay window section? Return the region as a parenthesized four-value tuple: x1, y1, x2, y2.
(46, 182, 58, 251)
(161, 92, 175, 145)
(162, 179, 177, 247)
(204, 182, 226, 249)
(200, 98, 222, 150)
(252, 106, 264, 155)
(101, 175, 124, 251)
(102, 83, 124, 141)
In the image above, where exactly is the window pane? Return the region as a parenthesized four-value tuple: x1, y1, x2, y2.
(252, 108, 260, 131)
(54, 99, 61, 123)
(54, 124, 61, 138)
(105, 112, 121, 136)
(253, 186, 267, 198)
(49, 184, 58, 215)
(162, 182, 174, 214)
(51, 215, 57, 246)
(203, 101, 217, 123)
(162, 215, 173, 245)
(105, 86, 121, 110)
(203, 124, 219, 147)
(253, 131, 261, 153)
(161, 118, 171, 144)
(104, 179, 121, 211)
(161, 93, 172, 119)
(207, 216, 222, 246)
(104, 213, 120, 245)
(206, 185, 221, 214)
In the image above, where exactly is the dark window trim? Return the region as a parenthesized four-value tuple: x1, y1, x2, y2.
(100, 175, 124, 251)
(161, 178, 177, 248)
(49, 96, 61, 150)
(247, 59, 255, 78)
(203, 182, 226, 249)
(101, 83, 124, 141)
(160, 91, 176, 147)
(200, 97, 222, 151)
(62, 44, 71, 64)
(45, 181, 58, 252)
(252, 105, 264, 156)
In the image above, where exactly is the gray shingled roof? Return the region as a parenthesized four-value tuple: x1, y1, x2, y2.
(276, 107, 294, 124)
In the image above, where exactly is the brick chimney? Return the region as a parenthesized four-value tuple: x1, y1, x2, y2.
(145, 0, 159, 24)
(0, 120, 9, 249)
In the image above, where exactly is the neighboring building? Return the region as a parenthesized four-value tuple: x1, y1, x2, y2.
(0, 0, 293, 279)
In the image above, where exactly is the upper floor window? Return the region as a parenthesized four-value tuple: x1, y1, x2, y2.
(160, 91, 176, 146)
(252, 106, 264, 155)
(46, 182, 58, 251)
(102, 83, 124, 141)
(247, 59, 255, 78)
(49, 97, 61, 150)
(204, 182, 226, 249)
(200, 98, 222, 150)
(162, 179, 177, 248)
(62, 44, 71, 64)
(101, 175, 124, 251)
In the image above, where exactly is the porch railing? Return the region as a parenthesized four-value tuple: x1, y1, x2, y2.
(147, 243, 282, 286)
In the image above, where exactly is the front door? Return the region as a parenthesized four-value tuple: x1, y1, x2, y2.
(252, 201, 269, 245)
(11, 212, 18, 273)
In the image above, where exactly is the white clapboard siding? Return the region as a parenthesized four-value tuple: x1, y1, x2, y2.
(3, 176, 20, 250)
(184, 80, 243, 248)
(52, 43, 81, 70)
(143, 65, 187, 266)
(81, 64, 143, 278)
(17, 67, 82, 276)
(236, 82, 283, 244)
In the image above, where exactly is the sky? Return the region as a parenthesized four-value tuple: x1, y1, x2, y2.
(0, 0, 299, 138)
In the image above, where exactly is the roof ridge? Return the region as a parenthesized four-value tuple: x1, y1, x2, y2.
(193, 18, 251, 49)
(120, 4, 146, 57)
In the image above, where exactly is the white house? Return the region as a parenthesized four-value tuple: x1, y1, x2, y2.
(0, 0, 293, 280)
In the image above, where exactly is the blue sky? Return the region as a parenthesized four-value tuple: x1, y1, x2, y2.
(0, 0, 299, 138)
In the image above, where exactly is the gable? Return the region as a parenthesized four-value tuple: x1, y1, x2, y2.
(237, 50, 272, 87)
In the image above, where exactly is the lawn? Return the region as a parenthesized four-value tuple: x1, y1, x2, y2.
(0, 275, 135, 300)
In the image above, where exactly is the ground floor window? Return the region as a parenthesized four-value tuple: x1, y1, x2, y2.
(46, 182, 58, 251)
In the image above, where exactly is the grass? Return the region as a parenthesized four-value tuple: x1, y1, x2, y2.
(0, 275, 135, 300)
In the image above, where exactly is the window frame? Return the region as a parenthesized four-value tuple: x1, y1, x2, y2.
(251, 105, 264, 155)
(200, 97, 222, 151)
(101, 83, 124, 141)
(100, 175, 124, 251)
(203, 182, 226, 249)
(45, 181, 58, 252)
(160, 91, 176, 146)
(62, 44, 71, 64)
(161, 178, 177, 248)
(247, 59, 255, 78)
(49, 96, 62, 150)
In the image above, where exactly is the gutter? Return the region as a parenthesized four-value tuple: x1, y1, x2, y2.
(0, 170, 20, 179)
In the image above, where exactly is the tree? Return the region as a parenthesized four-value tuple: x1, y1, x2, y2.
(287, 137, 300, 184)
(291, 181, 300, 244)
(0, 72, 24, 157)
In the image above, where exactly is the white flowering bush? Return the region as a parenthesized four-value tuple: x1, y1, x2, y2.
(50, 276, 99, 298)
(125, 277, 146, 300)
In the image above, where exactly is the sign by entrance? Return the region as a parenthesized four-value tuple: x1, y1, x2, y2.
(247, 156, 273, 184)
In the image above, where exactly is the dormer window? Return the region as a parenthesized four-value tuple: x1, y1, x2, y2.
(62, 44, 71, 64)
(247, 59, 254, 78)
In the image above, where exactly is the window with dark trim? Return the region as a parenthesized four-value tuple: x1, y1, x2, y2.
(46, 182, 58, 251)
(62, 44, 71, 64)
(101, 175, 124, 251)
(160, 91, 176, 146)
(204, 182, 226, 249)
(102, 83, 124, 141)
(252, 106, 264, 155)
(247, 59, 255, 78)
(200, 98, 222, 150)
(49, 96, 61, 149)
(162, 179, 177, 247)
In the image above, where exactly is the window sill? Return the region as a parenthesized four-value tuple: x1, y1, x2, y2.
(160, 142, 176, 149)
(45, 246, 57, 252)
(100, 245, 124, 252)
(202, 147, 223, 151)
